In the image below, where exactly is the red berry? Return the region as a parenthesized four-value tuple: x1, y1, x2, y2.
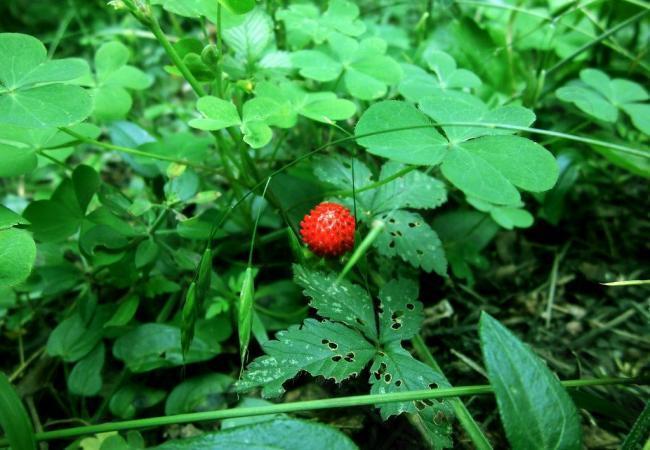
(300, 202, 355, 257)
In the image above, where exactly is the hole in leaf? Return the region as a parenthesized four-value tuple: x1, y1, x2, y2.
(321, 339, 329, 345)
(388, 218, 396, 224)
(391, 310, 404, 320)
(328, 342, 338, 350)
(377, 362, 387, 375)
(384, 373, 392, 383)
(406, 303, 415, 311)
(356, 318, 365, 325)
(395, 230, 403, 237)
(428, 383, 438, 389)
(408, 222, 418, 228)
(374, 372, 381, 380)
(391, 322, 402, 330)
(331, 355, 342, 362)
(377, 351, 385, 357)
(416, 249, 424, 256)
(388, 240, 395, 248)
(395, 380, 402, 387)
(433, 410, 447, 426)
(415, 401, 426, 411)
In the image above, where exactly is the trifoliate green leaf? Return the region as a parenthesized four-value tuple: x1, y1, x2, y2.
(0, 228, 36, 288)
(277, 0, 365, 48)
(236, 319, 375, 397)
(0, 33, 92, 128)
(292, 33, 402, 100)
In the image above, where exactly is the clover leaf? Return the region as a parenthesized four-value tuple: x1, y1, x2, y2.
(190, 96, 291, 148)
(255, 81, 357, 125)
(399, 49, 481, 102)
(556, 68, 650, 134)
(356, 95, 559, 205)
(466, 197, 533, 230)
(83, 41, 153, 121)
(277, 0, 366, 48)
(0, 33, 92, 128)
(292, 32, 402, 100)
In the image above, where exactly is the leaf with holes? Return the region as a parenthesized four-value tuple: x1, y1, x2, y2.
(293, 265, 377, 341)
(368, 162, 447, 216)
(236, 319, 375, 397)
(369, 342, 452, 447)
(377, 278, 423, 344)
(375, 210, 447, 276)
(0, 33, 92, 128)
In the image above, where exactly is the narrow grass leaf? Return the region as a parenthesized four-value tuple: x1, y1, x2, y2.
(0, 372, 36, 450)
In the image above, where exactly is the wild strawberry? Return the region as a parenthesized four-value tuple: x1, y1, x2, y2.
(300, 202, 355, 257)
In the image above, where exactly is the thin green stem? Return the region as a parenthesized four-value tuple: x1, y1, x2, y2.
(147, 13, 206, 97)
(412, 335, 493, 450)
(546, 9, 650, 75)
(58, 127, 217, 171)
(337, 220, 385, 282)
(3, 377, 642, 445)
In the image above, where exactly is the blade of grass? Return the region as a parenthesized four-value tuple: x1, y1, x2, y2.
(0, 372, 36, 450)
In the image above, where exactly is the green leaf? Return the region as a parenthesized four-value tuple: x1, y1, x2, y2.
(47, 311, 105, 362)
(398, 50, 481, 102)
(0, 143, 37, 177)
(293, 265, 377, 341)
(24, 166, 100, 242)
(236, 319, 375, 397)
(556, 85, 617, 122)
(219, 0, 255, 15)
(190, 96, 242, 131)
(109, 384, 166, 419)
(223, 9, 273, 62)
(441, 136, 559, 205)
(369, 162, 447, 215)
(292, 33, 402, 100)
(0, 371, 36, 450)
(479, 312, 582, 450)
(377, 278, 423, 344)
(0, 228, 36, 288)
(104, 295, 140, 328)
(418, 90, 536, 144)
(113, 322, 221, 372)
(369, 342, 452, 447)
(255, 81, 356, 125)
(374, 210, 447, 276)
(152, 418, 359, 450)
(165, 374, 233, 415)
(556, 68, 650, 134)
(468, 198, 534, 230)
(0, 205, 27, 229)
(356, 101, 449, 165)
(150, 0, 220, 24)
(0, 33, 92, 127)
(277, 0, 365, 48)
(68, 342, 105, 396)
